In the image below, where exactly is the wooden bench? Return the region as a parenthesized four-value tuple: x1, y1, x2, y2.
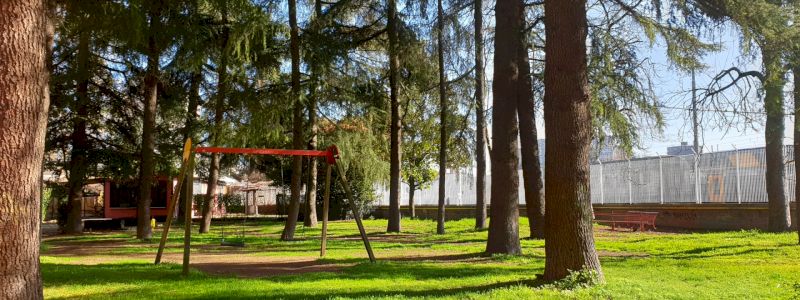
(594, 211, 658, 231)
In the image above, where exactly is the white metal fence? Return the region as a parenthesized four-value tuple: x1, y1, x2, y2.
(374, 146, 796, 206)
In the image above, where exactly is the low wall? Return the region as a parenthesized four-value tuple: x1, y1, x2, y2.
(370, 203, 798, 231)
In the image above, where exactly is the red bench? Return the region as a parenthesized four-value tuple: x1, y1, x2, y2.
(594, 211, 658, 231)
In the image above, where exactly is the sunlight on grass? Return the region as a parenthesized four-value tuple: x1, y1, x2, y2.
(41, 217, 800, 299)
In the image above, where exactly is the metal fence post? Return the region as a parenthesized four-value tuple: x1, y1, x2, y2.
(598, 159, 604, 204)
(628, 158, 633, 204)
(694, 151, 701, 204)
(734, 147, 741, 204)
(658, 154, 664, 204)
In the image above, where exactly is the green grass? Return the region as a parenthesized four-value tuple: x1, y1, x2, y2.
(42, 218, 800, 299)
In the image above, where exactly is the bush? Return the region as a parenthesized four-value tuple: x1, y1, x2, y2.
(219, 194, 244, 213)
(544, 269, 603, 290)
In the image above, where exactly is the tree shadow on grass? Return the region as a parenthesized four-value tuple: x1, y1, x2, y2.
(655, 243, 797, 259)
(43, 258, 543, 287)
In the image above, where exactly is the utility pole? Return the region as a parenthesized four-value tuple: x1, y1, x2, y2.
(692, 69, 700, 154)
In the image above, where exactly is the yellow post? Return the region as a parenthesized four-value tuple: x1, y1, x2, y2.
(155, 138, 192, 265)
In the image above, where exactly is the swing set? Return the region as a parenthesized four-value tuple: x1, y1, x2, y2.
(154, 139, 376, 276)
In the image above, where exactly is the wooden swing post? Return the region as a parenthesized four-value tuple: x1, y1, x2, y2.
(333, 161, 376, 263)
(320, 163, 332, 257)
(182, 151, 195, 276)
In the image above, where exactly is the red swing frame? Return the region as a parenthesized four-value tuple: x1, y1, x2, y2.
(154, 142, 375, 276)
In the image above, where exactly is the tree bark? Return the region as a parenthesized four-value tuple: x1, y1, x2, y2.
(794, 66, 800, 244)
(763, 49, 790, 232)
(485, 0, 522, 255)
(178, 70, 201, 222)
(304, 0, 322, 228)
(408, 178, 416, 218)
(518, 44, 545, 239)
(387, 0, 402, 233)
(138, 3, 161, 240)
(436, 0, 447, 235)
(542, 0, 603, 281)
(65, 30, 91, 234)
(282, 0, 304, 240)
(201, 8, 229, 234)
(0, 0, 49, 297)
(305, 157, 318, 226)
(474, 0, 487, 230)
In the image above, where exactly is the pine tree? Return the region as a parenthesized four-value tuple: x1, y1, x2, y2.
(542, 0, 603, 281)
(0, 0, 51, 297)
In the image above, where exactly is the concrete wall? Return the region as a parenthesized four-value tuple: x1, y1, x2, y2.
(370, 203, 798, 231)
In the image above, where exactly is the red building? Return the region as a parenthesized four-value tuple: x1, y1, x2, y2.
(83, 177, 175, 222)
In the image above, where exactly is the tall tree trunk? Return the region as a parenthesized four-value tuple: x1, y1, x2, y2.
(282, 0, 304, 240)
(763, 50, 790, 232)
(138, 4, 161, 240)
(65, 30, 91, 234)
(0, 0, 49, 297)
(304, 158, 318, 226)
(178, 70, 201, 222)
(485, 0, 522, 255)
(542, 0, 603, 281)
(794, 66, 800, 244)
(518, 44, 545, 239)
(474, 0, 487, 230)
(408, 178, 416, 218)
(304, 0, 323, 228)
(201, 10, 229, 234)
(387, 0, 402, 233)
(436, 0, 447, 235)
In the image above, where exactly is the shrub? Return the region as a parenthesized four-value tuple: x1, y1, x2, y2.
(219, 193, 244, 213)
(545, 269, 603, 290)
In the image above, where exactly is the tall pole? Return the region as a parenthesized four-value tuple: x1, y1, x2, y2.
(692, 69, 699, 154)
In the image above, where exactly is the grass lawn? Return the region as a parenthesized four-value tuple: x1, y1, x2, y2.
(41, 217, 800, 299)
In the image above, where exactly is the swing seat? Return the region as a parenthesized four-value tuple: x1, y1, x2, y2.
(220, 239, 246, 247)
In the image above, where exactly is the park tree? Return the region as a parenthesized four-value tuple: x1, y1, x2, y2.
(0, 0, 51, 297)
(387, 0, 403, 233)
(64, 15, 91, 235)
(136, 0, 166, 240)
(52, 1, 106, 234)
(282, 0, 306, 240)
(436, 0, 449, 235)
(696, 0, 798, 232)
(486, 0, 523, 255)
(402, 78, 438, 219)
(201, 0, 233, 234)
(518, 42, 545, 239)
(474, 0, 488, 230)
(518, 6, 545, 239)
(793, 26, 800, 243)
(303, 0, 327, 228)
(542, 0, 603, 280)
(794, 64, 800, 243)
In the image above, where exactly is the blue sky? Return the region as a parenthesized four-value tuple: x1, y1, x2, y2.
(525, 23, 796, 157)
(636, 26, 795, 156)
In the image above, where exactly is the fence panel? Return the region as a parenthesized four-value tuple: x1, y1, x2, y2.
(372, 146, 791, 206)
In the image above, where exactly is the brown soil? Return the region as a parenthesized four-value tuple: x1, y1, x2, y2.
(44, 238, 352, 277)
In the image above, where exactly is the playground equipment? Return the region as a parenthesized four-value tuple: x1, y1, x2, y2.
(154, 139, 376, 275)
